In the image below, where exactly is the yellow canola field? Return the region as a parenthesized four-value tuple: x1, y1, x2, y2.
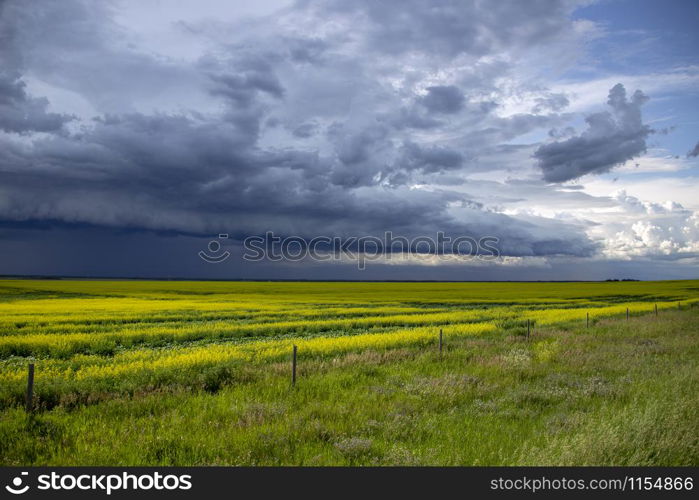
(0, 279, 697, 404)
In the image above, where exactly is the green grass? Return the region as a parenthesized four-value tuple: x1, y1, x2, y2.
(1, 306, 697, 466)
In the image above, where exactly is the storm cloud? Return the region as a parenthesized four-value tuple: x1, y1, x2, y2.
(420, 86, 465, 114)
(535, 84, 652, 183)
(0, 0, 696, 278)
(0, 73, 74, 133)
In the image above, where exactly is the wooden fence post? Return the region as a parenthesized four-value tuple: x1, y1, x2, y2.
(655, 304, 658, 317)
(586, 312, 589, 328)
(291, 345, 297, 387)
(527, 319, 530, 339)
(626, 307, 629, 321)
(26, 363, 35, 413)
(438, 328, 443, 357)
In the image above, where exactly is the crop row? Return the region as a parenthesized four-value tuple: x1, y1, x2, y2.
(0, 322, 496, 409)
(2, 300, 691, 359)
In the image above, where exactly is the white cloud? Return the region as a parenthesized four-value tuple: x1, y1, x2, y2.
(582, 174, 699, 210)
(582, 190, 699, 259)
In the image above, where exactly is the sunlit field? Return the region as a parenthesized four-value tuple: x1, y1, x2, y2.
(1, 279, 698, 465)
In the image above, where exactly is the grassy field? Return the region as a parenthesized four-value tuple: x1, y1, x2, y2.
(0, 279, 698, 465)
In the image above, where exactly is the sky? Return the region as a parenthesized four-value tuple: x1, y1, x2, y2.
(0, 0, 698, 280)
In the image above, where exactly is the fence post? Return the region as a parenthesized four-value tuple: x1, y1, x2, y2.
(678, 301, 681, 310)
(626, 307, 629, 321)
(438, 328, 443, 357)
(527, 319, 530, 339)
(586, 312, 589, 328)
(291, 345, 297, 387)
(655, 304, 658, 317)
(26, 363, 35, 413)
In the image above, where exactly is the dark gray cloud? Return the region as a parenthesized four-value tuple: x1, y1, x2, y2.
(0, 2, 74, 133)
(420, 86, 465, 114)
(208, 57, 285, 107)
(384, 107, 443, 130)
(0, 0, 202, 114)
(532, 92, 569, 114)
(534, 83, 652, 183)
(291, 122, 318, 138)
(398, 141, 464, 173)
(687, 141, 699, 158)
(317, 0, 576, 58)
(0, 0, 627, 274)
(0, 72, 73, 133)
(285, 37, 330, 64)
(0, 111, 596, 259)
